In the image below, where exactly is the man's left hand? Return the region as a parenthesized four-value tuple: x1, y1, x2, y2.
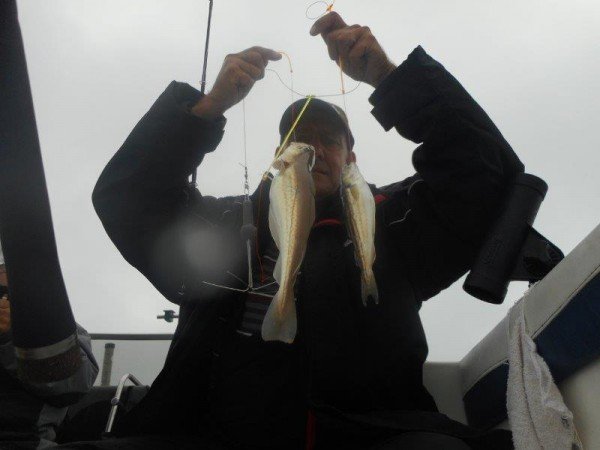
(310, 12, 395, 88)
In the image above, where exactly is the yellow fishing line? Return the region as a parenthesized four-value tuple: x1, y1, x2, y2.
(262, 95, 314, 181)
(263, 95, 314, 174)
(277, 51, 294, 74)
(277, 95, 314, 157)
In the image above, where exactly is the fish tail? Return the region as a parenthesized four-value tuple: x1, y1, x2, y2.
(361, 271, 379, 306)
(261, 289, 297, 344)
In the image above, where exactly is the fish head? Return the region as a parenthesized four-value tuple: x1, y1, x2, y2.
(273, 142, 315, 172)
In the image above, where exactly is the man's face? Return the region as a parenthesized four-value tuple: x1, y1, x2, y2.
(292, 116, 356, 199)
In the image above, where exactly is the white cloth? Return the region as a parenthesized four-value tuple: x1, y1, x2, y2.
(507, 298, 582, 450)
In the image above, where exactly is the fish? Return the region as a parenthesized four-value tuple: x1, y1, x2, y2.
(341, 162, 378, 306)
(262, 142, 316, 343)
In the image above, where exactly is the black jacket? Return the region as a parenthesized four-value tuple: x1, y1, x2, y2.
(92, 46, 523, 449)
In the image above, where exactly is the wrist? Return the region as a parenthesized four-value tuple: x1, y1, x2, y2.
(370, 61, 396, 88)
(190, 94, 226, 119)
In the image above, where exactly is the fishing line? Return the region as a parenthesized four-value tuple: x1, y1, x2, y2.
(317, 1, 353, 147)
(277, 51, 295, 107)
(270, 95, 314, 173)
(195, 0, 357, 293)
(192, 0, 357, 192)
(254, 94, 314, 283)
(277, 51, 297, 142)
(306, 0, 336, 20)
(303, 0, 354, 147)
(239, 85, 250, 198)
(266, 68, 361, 98)
(254, 0, 356, 274)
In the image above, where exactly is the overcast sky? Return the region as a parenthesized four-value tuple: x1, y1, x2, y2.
(14, 0, 600, 377)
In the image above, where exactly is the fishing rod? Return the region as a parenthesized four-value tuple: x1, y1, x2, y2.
(190, 0, 213, 189)
(196, 0, 356, 296)
(200, 0, 214, 96)
(188, 0, 263, 296)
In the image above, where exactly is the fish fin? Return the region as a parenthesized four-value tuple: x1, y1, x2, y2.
(261, 289, 297, 344)
(361, 272, 379, 306)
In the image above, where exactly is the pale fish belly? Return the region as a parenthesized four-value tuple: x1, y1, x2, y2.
(342, 162, 378, 306)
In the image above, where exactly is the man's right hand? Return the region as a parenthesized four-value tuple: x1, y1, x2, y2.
(192, 47, 281, 119)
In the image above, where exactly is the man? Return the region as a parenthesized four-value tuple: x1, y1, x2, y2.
(0, 240, 99, 449)
(87, 12, 522, 450)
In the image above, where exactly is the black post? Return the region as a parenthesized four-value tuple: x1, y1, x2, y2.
(0, 1, 79, 380)
(101, 343, 115, 386)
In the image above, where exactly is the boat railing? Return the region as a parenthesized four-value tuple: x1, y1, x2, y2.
(90, 333, 174, 387)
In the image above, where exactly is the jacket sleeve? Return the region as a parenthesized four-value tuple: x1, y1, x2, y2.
(0, 325, 98, 407)
(92, 81, 237, 304)
(371, 46, 525, 302)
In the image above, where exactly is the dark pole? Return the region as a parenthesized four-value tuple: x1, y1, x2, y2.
(100, 343, 115, 386)
(0, 0, 80, 381)
(191, 0, 214, 187)
(200, 0, 214, 96)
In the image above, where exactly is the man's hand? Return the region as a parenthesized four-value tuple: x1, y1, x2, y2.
(310, 12, 395, 88)
(0, 297, 10, 335)
(192, 46, 282, 119)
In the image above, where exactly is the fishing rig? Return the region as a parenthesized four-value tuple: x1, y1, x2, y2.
(189, 0, 356, 299)
(187, 0, 265, 298)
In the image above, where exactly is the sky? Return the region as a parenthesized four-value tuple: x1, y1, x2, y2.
(13, 0, 600, 382)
